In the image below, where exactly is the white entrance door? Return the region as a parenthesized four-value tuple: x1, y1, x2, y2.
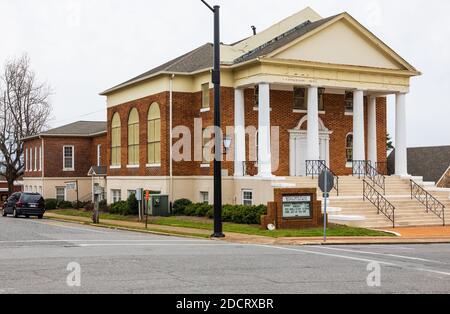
(290, 134, 330, 176)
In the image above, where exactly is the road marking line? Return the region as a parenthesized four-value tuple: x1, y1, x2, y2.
(25, 220, 109, 234)
(0, 239, 210, 244)
(255, 244, 399, 266)
(313, 246, 445, 264)
(78, 243, 230, 247)
(413, 268, 450, 277)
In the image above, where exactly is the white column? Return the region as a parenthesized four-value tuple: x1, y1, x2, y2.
(367, 96, 378, 165)
(306, 86, 320, 161)
(395, 93, 408, 176)
(353, 90, 366, 161)
(234, 88, 246, 176)
(258, 83, 272, 177)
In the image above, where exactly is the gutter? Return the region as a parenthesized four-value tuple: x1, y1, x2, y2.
(21, 131, 107, 142)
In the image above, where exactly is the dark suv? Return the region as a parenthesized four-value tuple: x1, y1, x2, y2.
(2, 193, 45, 219)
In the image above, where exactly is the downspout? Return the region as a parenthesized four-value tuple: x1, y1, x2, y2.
(169, 74, 175, 205)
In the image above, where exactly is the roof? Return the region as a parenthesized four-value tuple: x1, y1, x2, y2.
(388, 146, 450, 182)
(101, 8, 418, 96)
(101, 44, 214, 95)
(88, 166, 107, 177)
(233, 15, 338, 64)
(22, 121, 107, 141)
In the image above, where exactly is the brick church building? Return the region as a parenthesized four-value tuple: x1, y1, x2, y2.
(23, 7, 420, 208)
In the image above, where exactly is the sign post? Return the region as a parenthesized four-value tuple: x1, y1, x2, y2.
(319, 170, 334, 243)
(145, 191, 150, 229)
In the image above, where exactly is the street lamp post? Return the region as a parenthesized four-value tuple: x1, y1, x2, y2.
(201, 0, 225, 238)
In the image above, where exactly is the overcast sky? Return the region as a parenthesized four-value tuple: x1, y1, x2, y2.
(0, 0, 449, 148)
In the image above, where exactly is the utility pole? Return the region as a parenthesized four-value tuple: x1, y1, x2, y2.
(201, 0, 225, 238)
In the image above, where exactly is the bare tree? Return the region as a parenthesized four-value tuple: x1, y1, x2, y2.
(0, 55, 52, 193)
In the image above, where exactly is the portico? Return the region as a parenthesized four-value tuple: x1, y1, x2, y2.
(233, 81, 411, 178)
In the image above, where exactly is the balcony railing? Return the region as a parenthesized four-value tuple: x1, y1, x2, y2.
(363, 180, 395, 228)
(410, 180, 446, 226)
(306, 160, 340, 196)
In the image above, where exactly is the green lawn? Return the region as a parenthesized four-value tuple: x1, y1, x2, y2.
(51, 210, 394, 238)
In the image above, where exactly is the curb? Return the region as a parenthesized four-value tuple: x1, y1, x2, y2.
(44, 216, 210, 240)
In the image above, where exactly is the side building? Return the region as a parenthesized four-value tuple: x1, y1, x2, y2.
(22, 121, 107, 203)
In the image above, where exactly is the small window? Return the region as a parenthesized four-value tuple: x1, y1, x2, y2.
(97, 144, 102, 166)
(293, 87, 307, 110)
(39, 146, 42, 171)
(63, 146, 74, 171)
(242, 190, 253, 206)
(254, 85, 259, 107)
(200, 191, 209, 204)
(56, 187, 66, 202)
(29, 149, 33, 172)
(345, 91, 354, 113)
(112, 190, 121, 203)
(346, 134, 354, 163)
(201, 83, 210, 109)
(34, 147, 38, 171)
(25, 149, 28, 171)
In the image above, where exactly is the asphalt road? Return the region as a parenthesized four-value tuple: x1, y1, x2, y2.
(0, 216, 450, 294)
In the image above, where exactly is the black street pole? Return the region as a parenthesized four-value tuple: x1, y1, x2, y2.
(202, 0, 224, 238)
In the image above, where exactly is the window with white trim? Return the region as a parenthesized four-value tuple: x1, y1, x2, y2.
(25, 149, 28, 171)
(201, 83, 210, 109)
(29, 148, 33, 171)
(56, 187, 66, 202)
(34, 147, 38, 171)
(345, 91, 354, 113)
(346, 133, 354, 163)
(39, 146, 42, 171)
(111, 189, 121, 203)
(200, 191, 209, 204)
(97, 144, 102, 166)
(242, 190, 253, 206)
(63, 146, 74, 171)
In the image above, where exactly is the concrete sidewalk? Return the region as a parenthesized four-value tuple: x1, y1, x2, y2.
(45, 212, 450, 246)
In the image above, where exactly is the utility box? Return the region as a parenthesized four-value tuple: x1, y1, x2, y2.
(148, 195, 170, 217)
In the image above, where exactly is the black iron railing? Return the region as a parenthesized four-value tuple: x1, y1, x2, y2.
(410, 180, 446, 226)
(363, 180, 396, 228)
(352, 160, 370, 178)
(366, 162, 386, 195)
(306, 160, 340, 196)
(352, 160, 386, 194)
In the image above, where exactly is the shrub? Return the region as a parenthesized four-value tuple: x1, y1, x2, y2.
(99, 200, 108, 212)
(127, 193, 139, 216)
(45, 199, 58, 210)
(110, 201, 129, 215)
(184, 203, 198, 217)
(173, 199, 192, 215)
(72, 201, 88, 209)
(58, 201, 73, 209)
(84, 202, 94, 212)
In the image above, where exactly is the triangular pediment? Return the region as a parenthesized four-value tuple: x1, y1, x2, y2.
(270, 14, 414, 71)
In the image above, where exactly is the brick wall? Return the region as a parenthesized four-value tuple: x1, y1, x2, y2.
(24, 135, 107, 179)
(23, 138, 43, 178)
(105, 87, 388, 177)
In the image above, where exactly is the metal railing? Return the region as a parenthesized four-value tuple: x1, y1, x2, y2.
(352, 160, 370, 178)
(306, 160, 340, 196)
(363, 180, 396, 228)
(353, 160, 386, 195)
(410, 180, 446, 226)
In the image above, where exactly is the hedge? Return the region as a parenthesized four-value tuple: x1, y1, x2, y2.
(45, 199, 58, 210)
(173, 200, 267, 225)
(110, 201, 129, 215)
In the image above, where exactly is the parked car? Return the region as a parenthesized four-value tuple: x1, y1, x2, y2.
(1, 192, 45, 219)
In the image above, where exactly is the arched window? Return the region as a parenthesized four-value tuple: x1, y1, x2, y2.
(128, 108, 140, 166)
(147, 103, 161, 165)
(111, 113, 121, 166)
(346, 133, 354, 163)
